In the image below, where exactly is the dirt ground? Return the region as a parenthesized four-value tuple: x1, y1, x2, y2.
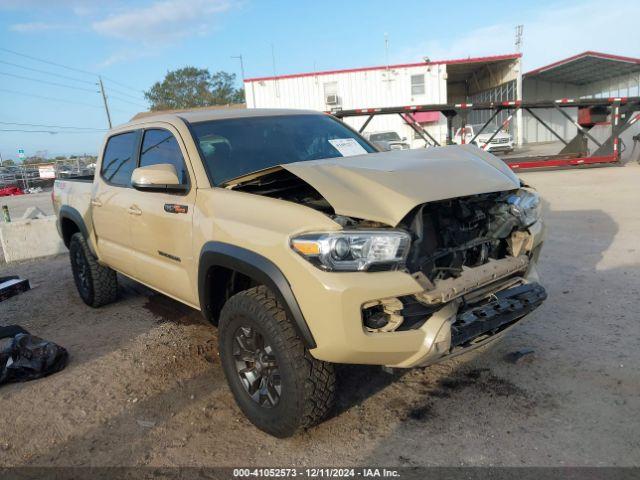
(0, 163, 639, 467)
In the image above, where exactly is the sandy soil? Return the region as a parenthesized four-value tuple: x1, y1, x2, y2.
(0, 164, 638, 467)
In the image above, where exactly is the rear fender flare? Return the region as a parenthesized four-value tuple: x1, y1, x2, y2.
(58, 205, 96, 256)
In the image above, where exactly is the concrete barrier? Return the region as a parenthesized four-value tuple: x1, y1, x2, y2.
(0, 215, 66, 263)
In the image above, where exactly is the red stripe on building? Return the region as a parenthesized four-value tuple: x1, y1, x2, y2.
(245, 53, 521, 83)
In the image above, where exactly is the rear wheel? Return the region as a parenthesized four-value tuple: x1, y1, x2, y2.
(218, 286, 335, 437)
(69, 232, 118, 307)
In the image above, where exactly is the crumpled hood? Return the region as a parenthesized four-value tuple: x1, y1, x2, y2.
(282, 144, 520, 226)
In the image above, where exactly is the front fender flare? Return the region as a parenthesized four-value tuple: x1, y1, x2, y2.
(198, 242, 316, 348)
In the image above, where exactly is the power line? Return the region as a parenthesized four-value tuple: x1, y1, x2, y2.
(0, 121, 106, 131)
(0, 71, 98, 93)
(102, 84, 146, 101)
(0, 60, 96, 85)
(0, 46, 95, 76)
(0, 47, 144, 94)
(0, 88, 103, 109)
(0, 128, 104, 134)
(108, 94, 147, 108)
(102, 77, 144, 94)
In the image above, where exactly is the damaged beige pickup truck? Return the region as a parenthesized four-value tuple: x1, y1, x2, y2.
(53, 108, 546, 437)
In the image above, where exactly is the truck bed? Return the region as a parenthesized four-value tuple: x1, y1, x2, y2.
(52, 178, 94, 230)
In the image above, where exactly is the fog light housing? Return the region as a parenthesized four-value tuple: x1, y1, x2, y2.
(362, 298, 405, 332)
(363, 306, 390, 330)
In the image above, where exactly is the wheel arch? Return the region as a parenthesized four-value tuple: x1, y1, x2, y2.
(198, 242, 316, 348)
(58, 206, 89, 247)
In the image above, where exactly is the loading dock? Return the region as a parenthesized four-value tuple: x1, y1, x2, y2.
(330, 96, 640, 171)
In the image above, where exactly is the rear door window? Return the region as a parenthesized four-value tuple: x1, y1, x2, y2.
(139, 129, 189, 185)
(100, 131, 138, 186)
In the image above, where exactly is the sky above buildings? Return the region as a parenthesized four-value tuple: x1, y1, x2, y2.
(0, 0, 638, 159)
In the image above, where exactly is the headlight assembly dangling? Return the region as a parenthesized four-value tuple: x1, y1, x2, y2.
(291, 230, 411, 272)
(508, 189, 541, 227)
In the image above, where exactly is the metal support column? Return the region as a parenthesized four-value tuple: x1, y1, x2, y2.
(524, 108, 569, 146)
(553, 103, 602, 147)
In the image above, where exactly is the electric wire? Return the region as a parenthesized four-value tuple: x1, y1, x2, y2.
(0, 59, 96, 85)
(0, 71, 98, 93)
(0, 121, 106, 131)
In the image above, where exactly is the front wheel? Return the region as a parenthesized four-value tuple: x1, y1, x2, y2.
(218, 286, 336, 437)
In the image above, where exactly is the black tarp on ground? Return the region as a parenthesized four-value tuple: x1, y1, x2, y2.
(0, 325, 68, 385)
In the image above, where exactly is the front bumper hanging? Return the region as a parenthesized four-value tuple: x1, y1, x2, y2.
(451, 282, 547, 348)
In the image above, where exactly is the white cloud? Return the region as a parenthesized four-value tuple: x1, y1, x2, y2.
(9, 21, 71, 32)
(396, 0, 640, 71)
(92, 0, 232, 44)
(96, 49, 155, 68)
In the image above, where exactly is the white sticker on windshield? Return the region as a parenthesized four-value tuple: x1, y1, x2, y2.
(328, 138, 368, 157)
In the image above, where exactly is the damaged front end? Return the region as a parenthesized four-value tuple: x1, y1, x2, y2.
(361, 190, 546, 365)
(227, 151, 546, 367)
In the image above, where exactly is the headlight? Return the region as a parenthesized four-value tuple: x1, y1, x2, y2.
(291, 230, 411, 272)
(508, 189, 541, 227)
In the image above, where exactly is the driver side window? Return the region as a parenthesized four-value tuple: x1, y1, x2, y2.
(139, 129, 189, 184)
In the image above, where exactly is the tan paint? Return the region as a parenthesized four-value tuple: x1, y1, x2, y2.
(53, 108, 546, 368)
(283, 144, 520, 226)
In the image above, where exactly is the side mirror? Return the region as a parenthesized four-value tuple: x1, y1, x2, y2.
(131, 164, 186, 192)
(402, 137, 407, 142)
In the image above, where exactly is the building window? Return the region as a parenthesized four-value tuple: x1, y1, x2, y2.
(411, 74, 425, 96)
(324, 81, 339, 105)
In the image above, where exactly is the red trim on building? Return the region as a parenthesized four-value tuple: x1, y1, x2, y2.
(525, 51, 640, 77)
(244, 53, 521, 83)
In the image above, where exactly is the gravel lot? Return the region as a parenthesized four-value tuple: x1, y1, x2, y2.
(0, 163, 638, 467)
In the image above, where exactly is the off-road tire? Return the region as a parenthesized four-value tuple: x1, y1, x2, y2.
(218, 285, 335, 437)
(69, 232, 118, 307)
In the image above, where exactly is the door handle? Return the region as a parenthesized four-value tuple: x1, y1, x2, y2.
(127, 206, 142, 216)
(90, 199, 102, 207)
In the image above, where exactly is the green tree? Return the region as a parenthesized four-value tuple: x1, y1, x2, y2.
(144, 67, 244, 111)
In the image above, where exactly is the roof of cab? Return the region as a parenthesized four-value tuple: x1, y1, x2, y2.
(122, 106, 321, 129)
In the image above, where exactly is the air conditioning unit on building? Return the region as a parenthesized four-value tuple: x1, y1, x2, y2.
(325, 94, 340, 105)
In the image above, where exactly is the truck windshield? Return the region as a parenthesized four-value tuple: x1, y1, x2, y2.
(189, 114, 376, 186)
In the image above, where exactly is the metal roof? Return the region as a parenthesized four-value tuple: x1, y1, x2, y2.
(524, 51, 640, 85)
(244, 53, 521, 83)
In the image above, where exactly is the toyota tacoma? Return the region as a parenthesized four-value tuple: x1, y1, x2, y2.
(53, 108, 546, 437)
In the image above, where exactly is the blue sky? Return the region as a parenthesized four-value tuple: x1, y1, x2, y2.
(1, 0, 638, 159)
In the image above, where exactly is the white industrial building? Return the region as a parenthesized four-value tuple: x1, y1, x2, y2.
(245, 54, 522, 147)
(521, 51, 640, 145)
(245, 51, 640, 152)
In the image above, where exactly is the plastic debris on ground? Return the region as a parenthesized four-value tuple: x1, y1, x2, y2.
(0, 276, 31, 302)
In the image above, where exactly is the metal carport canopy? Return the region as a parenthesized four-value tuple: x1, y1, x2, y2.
(524, 51, 640, 85)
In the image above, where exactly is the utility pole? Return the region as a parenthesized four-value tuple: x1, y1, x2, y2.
(515, 25, 524, 147)
(98, 76, 112, 129)
(231, 55, 245, 82)
(515, 25, 524, 52)
(231, 55, 246, 103)
(271, 44, 280, 98)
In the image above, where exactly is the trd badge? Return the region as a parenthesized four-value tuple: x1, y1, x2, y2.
(164, 204, 188, 214)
